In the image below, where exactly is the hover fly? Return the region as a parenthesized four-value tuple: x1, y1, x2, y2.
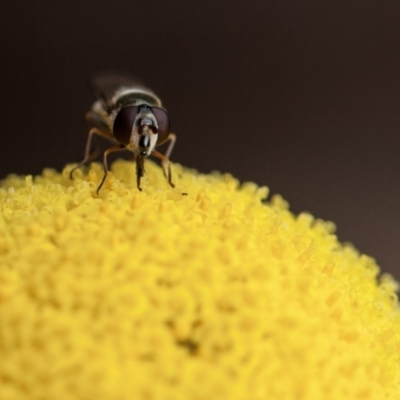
(70, 73, 176, 193)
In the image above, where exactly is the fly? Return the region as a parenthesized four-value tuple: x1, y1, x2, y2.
(70, 73, 176, 193)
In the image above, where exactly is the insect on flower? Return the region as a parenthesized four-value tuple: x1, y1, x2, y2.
(70, 73, 176, 193)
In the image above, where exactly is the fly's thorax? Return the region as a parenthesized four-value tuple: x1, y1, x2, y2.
(92, 88, 163, 128)
(113, 88, 162, 109)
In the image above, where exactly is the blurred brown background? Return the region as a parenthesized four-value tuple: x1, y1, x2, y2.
(1, 1, 400, 277)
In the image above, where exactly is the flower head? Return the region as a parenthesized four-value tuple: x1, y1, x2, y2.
(0, 160, 399, 399)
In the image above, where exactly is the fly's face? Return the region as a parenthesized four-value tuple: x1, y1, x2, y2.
(70, 73, 177, 193)
(112, 104, 171, 157)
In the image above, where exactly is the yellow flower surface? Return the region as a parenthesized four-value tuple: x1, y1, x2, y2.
(0, 159, 399, 400)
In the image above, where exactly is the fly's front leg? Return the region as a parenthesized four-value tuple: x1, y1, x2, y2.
(163, 133, 176, 159)
(152, 133, 176, 186)
(70, 126, 114, 179)
(70, 128, 97, 179)
(96, 144, 126, 194)
(70, 111, 114, 179)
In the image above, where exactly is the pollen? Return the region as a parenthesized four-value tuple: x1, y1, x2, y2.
(0, 160, 399, 400)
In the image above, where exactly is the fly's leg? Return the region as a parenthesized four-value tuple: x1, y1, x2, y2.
(70, 111, 114, 179)
(96, 144, 126, 194)
(163, 133, 176, 159)
(152, 133, 176, 187)
(70, 126, 114, 179)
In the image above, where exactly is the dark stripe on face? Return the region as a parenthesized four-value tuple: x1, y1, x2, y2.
(139, 135, 150, 149)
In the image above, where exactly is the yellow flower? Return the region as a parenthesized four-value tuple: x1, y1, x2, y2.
(0, 159, 399, 399)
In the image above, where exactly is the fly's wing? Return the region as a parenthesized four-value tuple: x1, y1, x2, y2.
(90, 72, 145, 111)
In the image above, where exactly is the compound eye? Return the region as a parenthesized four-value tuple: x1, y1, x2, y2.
(152, 107, 171, 145)
(113, 106, 138, 145)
